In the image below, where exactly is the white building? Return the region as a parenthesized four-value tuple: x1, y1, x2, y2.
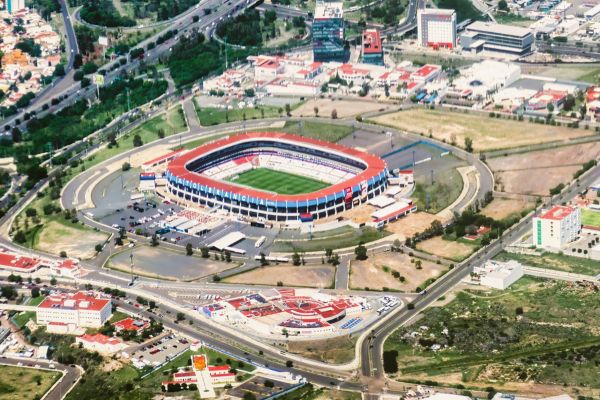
(532, 205, 581, 250)
(75, 333, 126, 354)
(417, 9, 457, 49)
(474, 260, 524, 290)
(37, 291, 112, 330)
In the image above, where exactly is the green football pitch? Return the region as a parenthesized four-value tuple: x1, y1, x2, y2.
(227, 168, 329, 195)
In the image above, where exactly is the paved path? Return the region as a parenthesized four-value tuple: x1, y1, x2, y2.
(335, 258, 350, 290)
(183, 97, 202, 131)
(523, 266, 599, 283)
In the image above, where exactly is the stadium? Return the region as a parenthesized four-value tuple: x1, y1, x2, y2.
(165, 132, 389, 221)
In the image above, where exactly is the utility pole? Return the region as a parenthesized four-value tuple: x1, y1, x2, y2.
(126, 87, 131, 111)
(129, 252, 134, 284)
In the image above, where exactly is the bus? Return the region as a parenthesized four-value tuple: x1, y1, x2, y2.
(255, 236, 266, 248)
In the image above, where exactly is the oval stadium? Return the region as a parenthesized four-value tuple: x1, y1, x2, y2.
(165, 132, 389, 221)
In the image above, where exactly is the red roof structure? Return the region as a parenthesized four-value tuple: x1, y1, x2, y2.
(362, 29, 382, 54)
(38, 292, 110, 312)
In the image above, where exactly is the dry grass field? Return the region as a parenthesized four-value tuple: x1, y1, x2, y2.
(416, 236, 477, 262)
(372, 109, 594, 151)
(224, 265, 335, 288)
(287, 336, 357, 364)
(350, 252, 446, 291)
(36, 221, 108, 259)
(384, 212, 441, 238)
(293, 99, 389, 119)
(488, 142, 600, 196)
(481, 198, 535, 221)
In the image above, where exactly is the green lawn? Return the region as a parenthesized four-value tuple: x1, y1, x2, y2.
(27, 296, 45, 307)
(412, 166, 464, 214)
(12, 311, 36, 329)
(109, 310, 130, 324)
(227, 168, 329, 195)
(582, 208, 600, 227)
(195, 102, 282, 126)
(0, 365, 61, 400)
(272, 227, 390, 253)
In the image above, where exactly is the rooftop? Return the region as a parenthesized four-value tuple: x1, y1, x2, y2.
(0, 251, 44, 271)
(315, 1, 343, 19)
(38, 291, 110, 312)
(539, 205, 578, 221)
(363, 29, 382, 54)
(466, 21, 533, 38)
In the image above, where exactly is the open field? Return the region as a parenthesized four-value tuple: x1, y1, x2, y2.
(279, 121, 354, 142)
(224, 265, 335, 288)
(582, 208, 600, 227)
(277, 384, 361, 400)
(488, 142, 600, 196)
(0, 365, 61, 400)
(385, 212, 441, 239)
(128, 105, 187, 138)
(350, 252, 447, 292)
(481, 198, 535, 221)
(271, 227, 390, 253)
(35, 219, 108, 259)
(413, 166, 463, 214)
(495, 251, 600, 276)
(195, 103, 282, 126)
(520, 63, 600, 83)
(287, 336, 357, 364)
(371, 108, 594, 152)
(227, 168, 329, 195)
(416, 236, 477, 262)
(384, 277, 600, 396)
(293, 99, 390, 119)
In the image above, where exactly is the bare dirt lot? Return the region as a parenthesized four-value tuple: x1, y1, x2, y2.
(481, 198, 535, 221)
(36, 221, 108, 259)
(224, 265, 335, 288)
(372, 109, 594, 151)
(293, 99, 390, 119)
(416, 236, 477, 262)
(384, 212, 441, 239)
(287, 336, 356, 364)
(350, 251, 446, 291)
(488, 142, 600, 196)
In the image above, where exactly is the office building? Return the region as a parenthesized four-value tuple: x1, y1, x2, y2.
(460, 21, 534, 55)
(37, 291, 112, 330)
(6, 0, 25, 13)
(532, 205, 581, 250)
(313, 1, 346, 62)
(417, 9, 457, 49)
(362, 29, 384, 65)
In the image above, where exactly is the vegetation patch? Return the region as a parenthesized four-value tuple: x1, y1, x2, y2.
(0, 365, 61, 400)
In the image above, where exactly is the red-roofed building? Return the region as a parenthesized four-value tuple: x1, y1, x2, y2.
(336, 63, 371, 84)
(113, 317, 150, 334)
(75, 333, 126, 354)
(410, 64, 441, 83)
(50, 258, 80, 278)
(37, 291, 112, 329)
(362, 29, 384, 66)
(533, 205, 581, 250)
(160, 363, 236, 392)
(526, 90, 567, 112)
(0, 250, 46, 273)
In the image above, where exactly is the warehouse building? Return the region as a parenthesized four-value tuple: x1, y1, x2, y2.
(460, 21, 534, 55)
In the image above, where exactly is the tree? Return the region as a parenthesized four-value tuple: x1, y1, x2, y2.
(355, 242, 368, 260)
(264, 380, 275, 388)
(285, 360, 293, 368)
(59, 251, 67, 258)
(50, 277, 57, 285)
(13, 230, 26, 243)
(25, 208, 38, 218)
(314, 106, 319, 117)
(11, 127, 22, 142)
(95, 243, 103, 253)
(133, 134, 143, 147)
(176, 312, 185, 322)
(53, 64, 65, 77)
(243, 393, 257, 400)
(122, 162, 131, 171)
(331, 109, 338, 119)
(186, 243, 193, 256)
(292, 252, 301, 266)
(285, 103, 291, 117)
(31, 287, 41, 298)
(200, 247, 210, 258)
(151, 234, 159, 247)
(498, 0, 508, 10)
(464, 137, 474, 153)
(225, 251, 231, 262)
(259, 252, 269, 266)
(547, 103, 554, 113)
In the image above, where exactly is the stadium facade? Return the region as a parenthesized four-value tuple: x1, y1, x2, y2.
(165, 132, 388, 222)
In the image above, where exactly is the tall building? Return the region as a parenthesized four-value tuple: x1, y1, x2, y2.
(362, 29, 384, 65)
(313, 1, 346, 62)
(532, 205, 581, 250)
(460, 21, 534, 55)
(417, 9, 457, 49)
(6, 0, 25, 14)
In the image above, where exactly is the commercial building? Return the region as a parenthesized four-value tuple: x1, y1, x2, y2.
(0, 250, 46, 273)
(460, 21, 534, 55)
(37, 291, 112, 330)
(532, 205, 581, 250)
(113, 317, 150, 334)
(6, 0, 25, 14)
(313, 1, 345, 62)
(473, 260, 524, 290)
(160, 355, 236, 398)
(362, 29, 383, 65)
(417, 9, 457, 49)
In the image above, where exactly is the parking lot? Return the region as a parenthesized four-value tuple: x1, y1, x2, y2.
(129, 334, 190, 369)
